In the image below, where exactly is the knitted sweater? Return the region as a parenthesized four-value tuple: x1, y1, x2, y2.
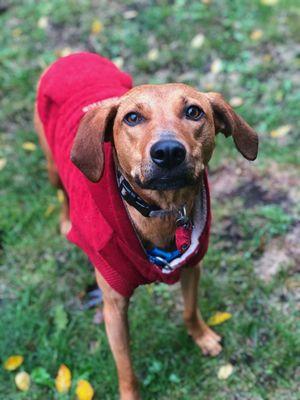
(37, 52, 211, 297)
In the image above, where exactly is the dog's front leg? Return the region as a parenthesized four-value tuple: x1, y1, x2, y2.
(180, 263, 222, 357)
(95, 271, 140, 400)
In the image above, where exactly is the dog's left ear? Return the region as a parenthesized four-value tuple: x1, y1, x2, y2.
(206, 92, 259, 161)
(71, 99, 120, 182)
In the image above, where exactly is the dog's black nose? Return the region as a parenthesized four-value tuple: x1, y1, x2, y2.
(150, 140, 186, 169)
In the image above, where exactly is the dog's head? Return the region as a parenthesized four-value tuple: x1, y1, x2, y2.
(71, 84, 258, 189)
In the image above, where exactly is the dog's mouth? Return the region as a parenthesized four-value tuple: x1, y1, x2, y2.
(135, 170, 196, 191)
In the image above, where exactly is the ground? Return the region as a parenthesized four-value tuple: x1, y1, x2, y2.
(0, 0, 299, 399)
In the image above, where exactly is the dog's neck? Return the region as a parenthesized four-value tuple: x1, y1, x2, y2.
(120, 173, 199, 250)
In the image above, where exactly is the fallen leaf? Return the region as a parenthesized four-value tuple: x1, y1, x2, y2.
(191, 33, 205, 49)
(55, 364, 72, 393)
(202, 0, 212, 4)
(261, 0, 278, 5)
(229, 97, 244, 107)
(3, 355, 24, 371)
(15, 371, 31, 391)
(76, 379, 94, 400)
(57, 189, 64, 203)
(123, 10, 138, 19)
(217, 363, 234, 380)
(210, 59, 223, 74)
(91, 19, 103, 34)
(45, 204, 56, 217)
(22, 142, 36, 151)
(270, 125, 292, 138)
(250, 29, 263, 41)
(207, 311, 232, 326)
(56, 47, 73, 57)
(12, 28, 22, 37)
(112, 57, 124, 69)
(0, 158, 7, 171)
(37, 16, 49, 29)
(147, 49, 159, 61)
(262, 54, 272, 63)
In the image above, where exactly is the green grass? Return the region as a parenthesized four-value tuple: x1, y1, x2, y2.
(0, 0, 299, 399)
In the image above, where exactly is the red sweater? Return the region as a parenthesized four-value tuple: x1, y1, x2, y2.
(37, 52, 211, 297)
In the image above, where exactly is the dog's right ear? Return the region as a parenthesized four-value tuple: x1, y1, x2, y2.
(71, 99, 120, 182)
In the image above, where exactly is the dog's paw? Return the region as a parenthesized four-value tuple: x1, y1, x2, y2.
(194, 328, 222, 357)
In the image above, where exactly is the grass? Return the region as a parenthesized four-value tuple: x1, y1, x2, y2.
(0, 0, 299, 399)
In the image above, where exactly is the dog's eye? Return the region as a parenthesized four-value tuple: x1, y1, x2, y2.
(123, 112, 144, 126)
(185, 105, 204, 121)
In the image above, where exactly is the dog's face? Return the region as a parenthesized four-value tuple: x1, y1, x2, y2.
(113, 84, 215, 190)
(71, 84, 258, 188)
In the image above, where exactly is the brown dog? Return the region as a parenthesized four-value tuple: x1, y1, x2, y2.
(35, 57, 258, 399)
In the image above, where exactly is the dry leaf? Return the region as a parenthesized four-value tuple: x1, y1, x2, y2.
(261, 0, 278, 5)
(3, 355, 24, 371)
(12, 28, 22, 38)
(45, 204, 56, 217)
(56, 47, 73, 57)
(57, 189, 64, 203)
(262, 54, 272, 63)
(250, 29, 263, 41)
(76, 379, 94, 400)
(270, 125, 292, 138)
(210, 59, 223, 74)
(15, 371, 31, 391)
(91, 20, 103, 34)
(22, 142, 36, 151)
(55, 364, 72, 393)
(147, 49, 159, 61)
(37, 16, 49, 29)
(229, 97, 244, 107)
(217, 363, 234, 380)
(202, 0, 212, 4)
(207, 312, 232, 326)
(112, 57, 124, 69)
(0, 158, 7, 171)
(123, 10, 138, 19)
(191, 33, 205, 49)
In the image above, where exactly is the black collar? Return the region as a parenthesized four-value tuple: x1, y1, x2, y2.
(117, 170, 189, 224)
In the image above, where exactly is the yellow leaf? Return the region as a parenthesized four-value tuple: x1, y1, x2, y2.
(229, 97, 244, 107)
(12, 28, 22, 38)
(56, 47, 73, 57)
(210, 59, 223, 74)
(76, 379, 94, 400)
(123, 10, 138, 19)
(217, 363, 234, 380)
(147, 49, 159, 61)
(191, 33, 205, 49)
(45, 204, 56, 217)
(57, 189, 64, 203)
(262, 54, 272, 63)
(91, 19, 103, 34)
(15, 371, 31, 391)
(112, 57, 124, 69)
(22, 142, 36, 151)
(207, 312, 232, 326)
(37, 16, 49, 29)
(55, 364, 72, 393)
(261, 0, 278, 5)
(3, 355, 24, 371)
(270, 125, 292, 138)
(0, 158, 7, 171)
(250, 29, 263, 41)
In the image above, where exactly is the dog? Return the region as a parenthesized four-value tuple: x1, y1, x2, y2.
(34, 52, 258, 399)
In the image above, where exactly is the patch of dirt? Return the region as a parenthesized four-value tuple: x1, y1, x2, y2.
(210, 161, 299, 212)
(254, 223, 300, 282)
